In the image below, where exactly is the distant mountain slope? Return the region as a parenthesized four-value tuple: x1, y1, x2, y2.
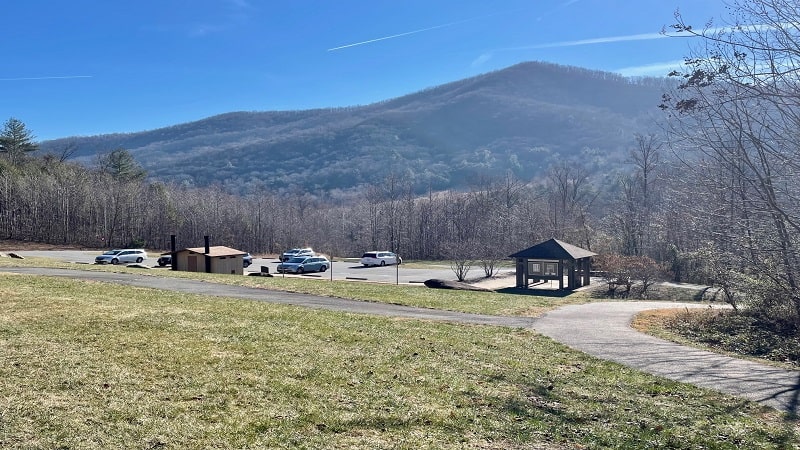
(40, 62, 671, 194)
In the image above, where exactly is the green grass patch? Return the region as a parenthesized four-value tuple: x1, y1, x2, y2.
(0, 274, 795, 449)
(209, 275, 577, 317)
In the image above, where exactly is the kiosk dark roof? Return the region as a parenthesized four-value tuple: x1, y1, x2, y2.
(509, 238, 597, 260)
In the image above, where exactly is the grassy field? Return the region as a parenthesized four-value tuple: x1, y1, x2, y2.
(0, 272, 797, 449)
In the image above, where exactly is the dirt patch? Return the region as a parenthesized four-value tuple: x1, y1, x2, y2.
(631, 308, 685, 333)
(467, 272, 517, 290)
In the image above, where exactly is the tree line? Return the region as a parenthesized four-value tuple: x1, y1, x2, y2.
(0, 115, 691, 281)
(0, 116, 652, 259)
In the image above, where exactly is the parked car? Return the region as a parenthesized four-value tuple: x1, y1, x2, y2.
(279, 247, 314, 262)
(95, 249, 148, 265)
(157, 254, 172, 267)
(243, 253, 253, 268)
(276, 256, 329, 274)
(360, 251, 401, 267)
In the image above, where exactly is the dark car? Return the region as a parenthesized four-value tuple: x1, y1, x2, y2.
(157, 254, 172, 267)
(243, 253, 253, 268)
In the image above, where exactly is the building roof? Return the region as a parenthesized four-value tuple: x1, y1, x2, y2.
(509, 238, 597, 260)
(179, 246, 247, 257)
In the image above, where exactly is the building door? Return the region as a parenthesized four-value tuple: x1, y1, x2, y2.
(188, 255, 197, 272)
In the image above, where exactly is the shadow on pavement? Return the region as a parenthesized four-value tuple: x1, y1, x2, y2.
(495, 287, 572, 298)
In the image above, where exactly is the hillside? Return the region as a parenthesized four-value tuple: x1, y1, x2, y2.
(40, 62, 671, 194)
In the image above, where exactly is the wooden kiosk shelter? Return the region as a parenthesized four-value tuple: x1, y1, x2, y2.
(510, 238, 596, 290)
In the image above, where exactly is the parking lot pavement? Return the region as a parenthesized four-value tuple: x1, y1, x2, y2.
(13, 251, 511, 285)
(247, 258, 458, 284)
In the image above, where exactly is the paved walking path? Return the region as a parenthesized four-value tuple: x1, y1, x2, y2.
(534, 302, 799, 414)
(3, 267, 798, 415)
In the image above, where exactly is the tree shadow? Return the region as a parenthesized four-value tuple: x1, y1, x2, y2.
(494, 287, 573, 298)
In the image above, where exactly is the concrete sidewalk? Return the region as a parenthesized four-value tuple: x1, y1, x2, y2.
(533, 301, 799, 415)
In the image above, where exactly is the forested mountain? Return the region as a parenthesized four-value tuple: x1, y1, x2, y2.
(9, 2, 800, 342)
(40, 62, 670, 194)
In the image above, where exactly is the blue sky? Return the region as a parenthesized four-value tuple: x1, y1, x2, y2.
(2, 0, 727, 141)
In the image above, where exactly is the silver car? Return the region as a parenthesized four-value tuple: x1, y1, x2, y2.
(277, 256, 329, 274)
(95, 249, 148, 265)
(279, 247, 314, 262)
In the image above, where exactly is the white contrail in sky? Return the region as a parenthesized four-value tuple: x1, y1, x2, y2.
(0, 75, 93, 81)
(328, 9, 526, 52)
(516, 23, 772, 51)
(510, 32, 666, 50)
(328, 22, 459, 51)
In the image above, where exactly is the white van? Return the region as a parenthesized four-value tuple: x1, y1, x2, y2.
(360, 251, 401, 267)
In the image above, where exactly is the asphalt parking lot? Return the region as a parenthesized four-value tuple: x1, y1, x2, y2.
(12, 250, 507, 284)
(250, 256, 455, 284)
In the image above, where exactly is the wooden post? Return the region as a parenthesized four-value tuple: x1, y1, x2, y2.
(516, 258, 525, 288)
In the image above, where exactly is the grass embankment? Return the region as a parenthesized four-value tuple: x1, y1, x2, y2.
(0, 273, 795, 449)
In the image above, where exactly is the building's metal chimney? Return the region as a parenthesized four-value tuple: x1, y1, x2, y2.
(204, 235, 212, 273)
(170, 235, 177, 271)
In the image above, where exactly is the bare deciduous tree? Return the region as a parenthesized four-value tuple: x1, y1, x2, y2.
(595, 253, 669, 299)
(661, 0, 800, 323)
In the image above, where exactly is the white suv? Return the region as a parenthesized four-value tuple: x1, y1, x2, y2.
(95, 249, 148, 265)
(279, 247, 314, 262)
(360, 251, 401, 267)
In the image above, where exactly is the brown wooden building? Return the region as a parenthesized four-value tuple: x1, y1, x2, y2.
(173, 245, 247, 275)
(509, 239, 596, 290)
